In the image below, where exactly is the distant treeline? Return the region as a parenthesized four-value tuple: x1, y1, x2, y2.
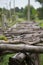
(0, 5, 43, 21)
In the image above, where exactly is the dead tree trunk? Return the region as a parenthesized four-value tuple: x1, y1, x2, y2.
(0, 44, 41, 65)
(8, 53, 39, 65)
(0, 44, 43, 53)
(8, 53, 26, 65)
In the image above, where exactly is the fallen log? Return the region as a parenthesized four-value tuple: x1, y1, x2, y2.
(0, 38, 40, 45)
(8, 53, 39, 65)
(0, 44, 43, 53)
(4, 30, 43, 35)
(36, 43, 43, 46)
(0, 40, 23, 44)
(9, 53, 26, 65)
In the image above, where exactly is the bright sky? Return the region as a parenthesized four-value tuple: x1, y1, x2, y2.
(0, 0, 41, 9)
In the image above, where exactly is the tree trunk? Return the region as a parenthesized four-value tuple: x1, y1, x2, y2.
(25, 53, 39, 65)
(9, 53, 26, 65)
(8, 53, 39, 65)
(0, 44, 43, 53)
(42, 3, 43, 8)
(28, 0, 30, 21)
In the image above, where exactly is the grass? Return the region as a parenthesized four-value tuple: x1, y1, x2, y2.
(0, 18, 25, 28)
(0, 54, 15, 65)
(36, 19, 43, 27)
(7, 18, 25, 27)
(40, 54, 43, 65)
(0, 35, 8, 41)
(35, 19, 43, 65)
(0, 54, 43, 65)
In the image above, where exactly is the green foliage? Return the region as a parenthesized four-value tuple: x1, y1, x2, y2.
(17, 13, 24, 18)
(12, 15, 16, 21)
(17, 18, 25, 23)
(24, 6, 37, 20)
(20, 7, 24, 12)
(36, 0, 43, 3)
(15, 7, 24, 18)
(0, 8, 2, 21)
(36, 0, 43, 7)
(30, 6, 37, 20)
(23, 6, 27, 19)
(37, 8, 43, 19)
(15, 7, 20, 12)
(0, 54, 15, 65)
(36, 0, 43, 20)
(0, 54, 43, 65)
(0, 35, 8, 41)
(40, 54, 43, 65)
(36, 19, 43, 27)
(0, 6, 37, 22)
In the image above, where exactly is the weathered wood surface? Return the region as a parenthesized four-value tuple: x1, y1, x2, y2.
(9, 53, 39, 65)
(9, 53, 26, 65)
(3, 21, 43, 45)
(0, 21, 43, 45)
(0, 21, 42, 65)
(0, 41, 43, 46)
(0, 38, 40, 45)
(4, 32, 43, 45)
(0, 44, 43, 53)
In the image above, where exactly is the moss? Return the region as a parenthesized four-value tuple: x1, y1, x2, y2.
(0, 35, 8, 41)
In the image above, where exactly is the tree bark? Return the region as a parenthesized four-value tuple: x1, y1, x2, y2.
(8, 53, 39, 65)
(0, 39, 40, 45)
(9, 53, 26, 65)
(0, 44, 43, 53)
